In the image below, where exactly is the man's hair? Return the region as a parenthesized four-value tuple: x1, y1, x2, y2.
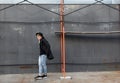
(36, 32, 43, 37)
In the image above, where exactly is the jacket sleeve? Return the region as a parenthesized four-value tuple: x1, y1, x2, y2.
(41, 39, 50, 54)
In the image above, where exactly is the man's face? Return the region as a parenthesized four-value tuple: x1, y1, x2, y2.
(36, 35, 42, 41)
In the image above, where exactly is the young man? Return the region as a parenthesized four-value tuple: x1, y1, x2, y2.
(35, 32, 51, 80)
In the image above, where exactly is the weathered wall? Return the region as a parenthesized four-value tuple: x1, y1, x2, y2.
(0, 4, 120, 74)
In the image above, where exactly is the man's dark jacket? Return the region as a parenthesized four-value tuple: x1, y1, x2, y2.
(39, 38, 53, 59)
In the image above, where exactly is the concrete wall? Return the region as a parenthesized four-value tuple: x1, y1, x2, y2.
(0, 4, 120, 74)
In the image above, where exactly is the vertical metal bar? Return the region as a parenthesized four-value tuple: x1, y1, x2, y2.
(119, 5, 120, 36)
(60, 0, 63, 74)
(60, 0, 66, 77)
(119, 5, 120, 21)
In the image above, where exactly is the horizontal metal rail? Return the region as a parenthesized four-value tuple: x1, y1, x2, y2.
(0, 21, 60, 24)
(0, 62, 120, 66)
(0, 21, 120, 24)
(55, 31, 120, 34)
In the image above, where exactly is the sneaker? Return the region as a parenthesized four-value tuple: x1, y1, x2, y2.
(42, 74, 47, 79)
(34, 75, 43, 80)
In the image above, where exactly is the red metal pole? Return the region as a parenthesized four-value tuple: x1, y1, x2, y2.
(60, 0, 66, 77)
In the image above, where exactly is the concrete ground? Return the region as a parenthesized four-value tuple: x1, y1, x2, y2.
(0, 71, 120, 83)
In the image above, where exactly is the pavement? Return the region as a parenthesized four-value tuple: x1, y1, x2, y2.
(0, 71, 120, 83)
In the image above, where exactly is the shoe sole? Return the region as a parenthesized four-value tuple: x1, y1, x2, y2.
(43, 77, 47, 79)
(35, 78, 43, 80)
